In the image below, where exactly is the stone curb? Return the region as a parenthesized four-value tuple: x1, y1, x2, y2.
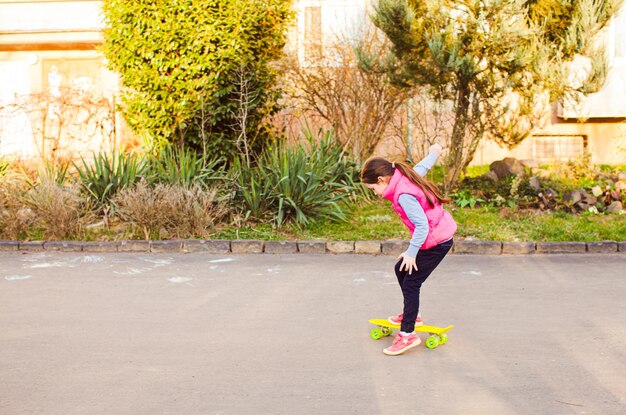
(327, 241, 355, 254)
(0, 240, 19, 251)
(454, 240, 502, 255)
(297, 241, 326, 254)
(536, 242, 587, 254)
(587, 241, 618, 254)
(1, 239, 624, 255)
(355, 241, 381, 254)
(264, 241, 298, 254)
(82, 242, 119, 252)
(502, 242, 536, 255)
(231, 239, 263, 254)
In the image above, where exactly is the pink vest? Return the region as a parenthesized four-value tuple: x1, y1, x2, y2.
(382, 169, 457, 250)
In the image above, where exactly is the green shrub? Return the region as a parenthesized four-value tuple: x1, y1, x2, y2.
(234, 130, 357, 226)
(147, 145, 226, 189)
(73, 151, 147, 209)
(101, 0, 294, 159)
(32, 159, 71, 186)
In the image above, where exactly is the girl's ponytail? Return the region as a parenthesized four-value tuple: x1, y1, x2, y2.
(393, 162, 450, 207)
(361, 157, 449, 207)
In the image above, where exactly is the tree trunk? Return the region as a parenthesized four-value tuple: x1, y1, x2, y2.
(444, 83, 471, 192)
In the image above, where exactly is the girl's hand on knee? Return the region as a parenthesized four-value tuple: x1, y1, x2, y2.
(398, 252, 418, 275)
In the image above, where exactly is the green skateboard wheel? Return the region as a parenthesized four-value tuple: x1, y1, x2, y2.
(425, 335, 439, 349)
(381, 327, 392, 337)
(370, 328, 383, 340)
(439, 333, 448, 344)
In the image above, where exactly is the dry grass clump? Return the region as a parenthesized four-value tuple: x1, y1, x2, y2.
(0, 173, 33, 239)
(113, 180, 228, 240)
(23, 180, 94, 240)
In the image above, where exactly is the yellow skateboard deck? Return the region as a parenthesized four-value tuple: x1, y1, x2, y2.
(368, 318, 454, 349)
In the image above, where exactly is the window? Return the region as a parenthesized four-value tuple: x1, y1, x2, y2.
(532, 135, 587, 162)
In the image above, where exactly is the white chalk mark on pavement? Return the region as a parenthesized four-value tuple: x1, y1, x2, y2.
(208, 258, 234, 263)
(141, 257, 173, 266)
(167, 277, 193, 284)
(113, 267, 152, 276)
(5, 275, 32, 281)
(25, 262, 69, 269)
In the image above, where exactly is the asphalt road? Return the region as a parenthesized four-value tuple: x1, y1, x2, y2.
(1, 252, 625, 415)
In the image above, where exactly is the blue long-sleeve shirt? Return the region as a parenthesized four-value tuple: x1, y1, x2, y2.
(398, 153, 439, 258)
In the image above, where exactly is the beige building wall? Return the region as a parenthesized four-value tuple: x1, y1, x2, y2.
(1, 0, 625, 166)
(0, 0, 125, 160)
(289, 0, 626, 166)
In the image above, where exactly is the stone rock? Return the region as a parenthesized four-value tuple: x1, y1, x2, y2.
(529, 176, 541, 192)
(606, 201, 623, 214)
(582, 191, 597, 206)
(618, 171, 626, 181)
(489, 157, 526, 180)
(519, 159, 539, 169)
(484, 171, 499, 182)
(594, 173, 610, 182)
(616, 180, 626, 191)
(563, 190, 582, 205)
(591, 185, 603, 197)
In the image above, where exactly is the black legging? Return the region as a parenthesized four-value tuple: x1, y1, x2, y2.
(394, 238, 454, 333)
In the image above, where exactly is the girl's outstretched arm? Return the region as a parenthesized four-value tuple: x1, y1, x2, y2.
(413, 144, 444, 177)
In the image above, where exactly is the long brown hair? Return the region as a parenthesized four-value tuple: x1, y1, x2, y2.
(360, 157, 449, 207)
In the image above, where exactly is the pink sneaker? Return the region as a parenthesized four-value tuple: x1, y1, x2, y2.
(388, 313, 424, 326)
(383, 333, 421, 356)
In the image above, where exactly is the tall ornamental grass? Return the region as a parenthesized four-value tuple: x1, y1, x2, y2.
(147, 145, 226, 189)
(73, 151, 147, 209)
(234, 130, 358, 226)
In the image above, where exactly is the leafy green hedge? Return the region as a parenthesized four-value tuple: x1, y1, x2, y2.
(101, 0, 294, 159)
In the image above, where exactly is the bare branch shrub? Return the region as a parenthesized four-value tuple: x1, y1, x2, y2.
(23, 181, 94, 240)
(114, 181, 228, 240)
(280, 29, 412, 161)
(229, 64, 263, 167)
(0, 173, 34, 239)
(389, 96, 455, 163)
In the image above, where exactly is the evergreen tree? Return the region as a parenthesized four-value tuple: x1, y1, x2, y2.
(370, 0, 622, 189)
